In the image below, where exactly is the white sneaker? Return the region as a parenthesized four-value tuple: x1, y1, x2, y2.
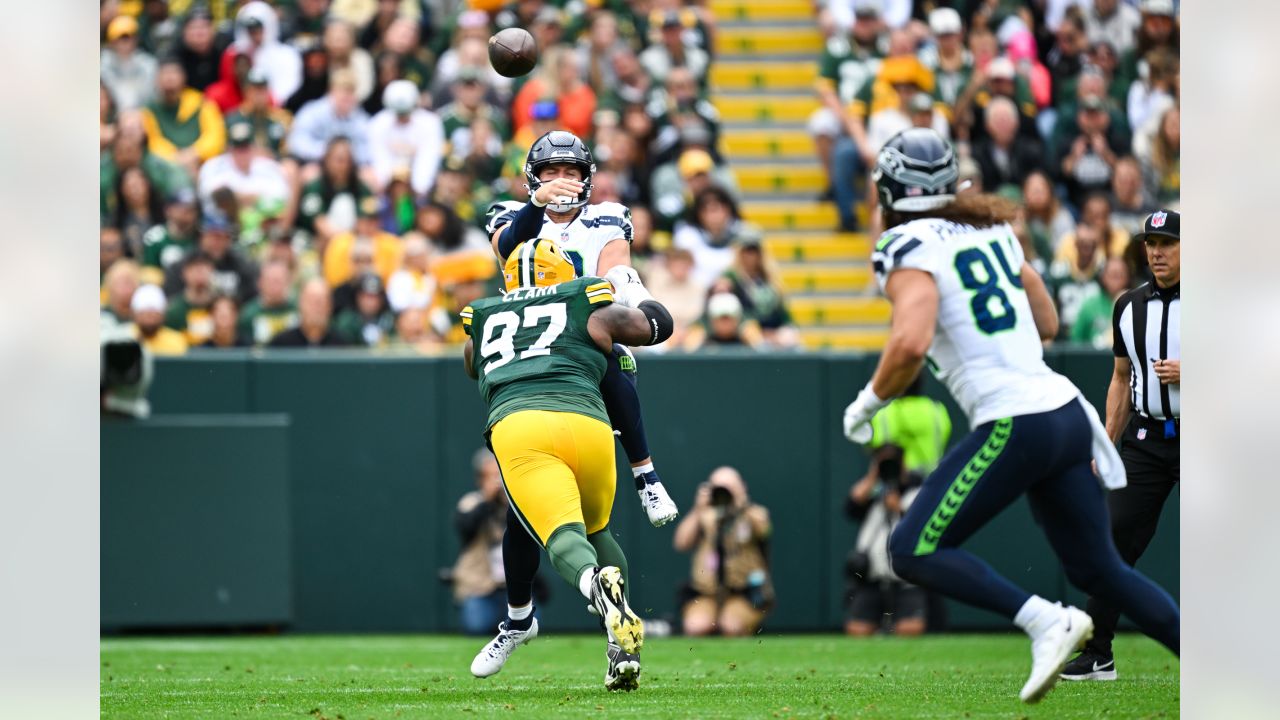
(470, 617, 539, 678)
(1020, 605, 1094, 704)
(638, 481, 679, 527)
(589, 566, 644, 654)
(604, 641, 641, 692)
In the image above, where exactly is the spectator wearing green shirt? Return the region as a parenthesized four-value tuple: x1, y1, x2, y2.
(239, 260, 299, 346)
(101, 124, 193, 226)
(333, 272, 396, 347)
(1072, 257, 1131, 349)
(917, 8, 972, 110)
(140, 188, 201, 284)
(164, 252, 219, 346)
(224, 68, 292, 159)
(809, 5, 886, 205)
(721, 235, 798, 350)
(1045, 222, 1106, 341)
(202, 295, 253, 348)
(295, 137, 372, 246)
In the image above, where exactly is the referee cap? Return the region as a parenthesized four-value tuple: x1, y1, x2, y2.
(1135, 209, 1179, 242)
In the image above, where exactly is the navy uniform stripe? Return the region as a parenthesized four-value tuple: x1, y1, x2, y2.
(891, 238, 923, 266)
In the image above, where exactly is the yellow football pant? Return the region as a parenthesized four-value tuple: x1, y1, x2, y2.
(489, 410, 617, 545)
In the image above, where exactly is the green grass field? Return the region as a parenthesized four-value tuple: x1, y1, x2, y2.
(101, 633, 1177, 719)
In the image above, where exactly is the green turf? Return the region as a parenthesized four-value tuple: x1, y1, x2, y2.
(101, 633, 1177, 719)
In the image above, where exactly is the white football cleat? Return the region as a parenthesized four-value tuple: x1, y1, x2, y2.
(589, 566, 644, 654)
(470, 617, 538, 678)
(604, 641, 641, 692)
(1020, 605, 1094, 704)
(637, 480, 679, 527)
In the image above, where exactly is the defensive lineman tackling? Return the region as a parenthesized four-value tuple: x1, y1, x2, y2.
(471, 131, 678, 681)
(842, 128, 1179, 704)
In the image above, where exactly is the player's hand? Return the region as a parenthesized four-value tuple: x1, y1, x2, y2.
(533, 177, 584, 207)
(1154, 358, 1180, 385)
(842, 401, 874, 444)
(843, 387, 886, 445)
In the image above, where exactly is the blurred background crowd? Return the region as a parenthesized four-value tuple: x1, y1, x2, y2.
(99, 0, 1178, 356)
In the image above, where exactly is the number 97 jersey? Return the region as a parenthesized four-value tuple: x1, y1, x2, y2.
(872, 218, 1078, 427)
(462, 277, 616, 430)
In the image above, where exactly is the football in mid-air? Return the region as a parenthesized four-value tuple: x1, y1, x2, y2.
(488, 27, 538, 78)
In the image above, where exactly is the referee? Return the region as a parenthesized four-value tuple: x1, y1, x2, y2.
(1062, 209, 1180, 681)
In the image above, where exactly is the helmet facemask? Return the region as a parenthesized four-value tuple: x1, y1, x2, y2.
(524, 159, 595, 212)
(523, 130, 596, 212)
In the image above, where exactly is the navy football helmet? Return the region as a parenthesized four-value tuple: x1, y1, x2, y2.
(872, 128, 958, 213)
(524, 130, 596, 212)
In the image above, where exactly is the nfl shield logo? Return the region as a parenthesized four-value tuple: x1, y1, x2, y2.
(1137, 428, 1148, 440)
(1151, 211, 1167, 228)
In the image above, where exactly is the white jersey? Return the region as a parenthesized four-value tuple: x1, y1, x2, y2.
(485, 200, 633, 277)
(873, 218, 1079, 427)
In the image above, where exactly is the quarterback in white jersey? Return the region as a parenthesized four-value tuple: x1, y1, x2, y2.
(842, 129, 1180, 706)
(485, 198, 634, 279)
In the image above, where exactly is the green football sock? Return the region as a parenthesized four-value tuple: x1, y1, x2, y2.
(588, 526, 630, 600)
(545, 522, 598, 592)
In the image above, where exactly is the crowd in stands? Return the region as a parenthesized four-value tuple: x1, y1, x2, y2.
(812, 0, 1178, 345)
(100, 0, 796, 355)
(100, 0, 1178, 357)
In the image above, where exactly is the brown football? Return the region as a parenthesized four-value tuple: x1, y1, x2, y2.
(488, 27, 538, 78)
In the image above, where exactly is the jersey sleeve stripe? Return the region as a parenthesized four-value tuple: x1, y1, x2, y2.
(585, 281, 611, 292)
(891, 238, 923, 266)
(587, 291, 614, 304)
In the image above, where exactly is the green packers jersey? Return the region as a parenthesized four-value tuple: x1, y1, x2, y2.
(463, 277, 615, 429)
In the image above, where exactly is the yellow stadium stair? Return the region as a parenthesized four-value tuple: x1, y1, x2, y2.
(710, 61, 819, 91)
(709, 3, 885, 350)
(710, 0, 813, 23)
(716, 27, 825, 55)
(713, 95, 821, 124)
(722, 128, 814, 159)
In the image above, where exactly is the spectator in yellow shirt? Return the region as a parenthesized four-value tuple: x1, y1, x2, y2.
(129, 284, 189, 356)
(141, 58, 227, 175)
(323, 195, 403, 287)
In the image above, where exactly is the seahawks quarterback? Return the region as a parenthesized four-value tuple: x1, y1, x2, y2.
(470, 131, 678, 682)
(842, 128, 1179, 704)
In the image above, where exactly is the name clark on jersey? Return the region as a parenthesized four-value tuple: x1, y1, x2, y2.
(503, 285, 561, 302)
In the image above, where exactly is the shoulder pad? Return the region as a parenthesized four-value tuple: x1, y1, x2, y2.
(484, 201, 524, 235)
(582, 278, 614, 306)
(871, 221, 945, 280)
(579, 203, 634, 242)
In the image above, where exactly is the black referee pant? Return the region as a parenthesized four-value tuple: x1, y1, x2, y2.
(1084, 414, 1180, 657)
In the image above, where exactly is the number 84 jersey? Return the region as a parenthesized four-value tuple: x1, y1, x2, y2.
(462, 276, 616, 430)
(872, 218, 1078, 427)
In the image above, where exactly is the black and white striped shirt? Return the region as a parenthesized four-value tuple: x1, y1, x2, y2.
(1113, 282, 1181, 421)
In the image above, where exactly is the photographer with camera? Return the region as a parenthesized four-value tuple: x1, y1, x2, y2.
(673, 466, 773, 637)
(844, 376, 951, 637)
(449, 449, 510, 636)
